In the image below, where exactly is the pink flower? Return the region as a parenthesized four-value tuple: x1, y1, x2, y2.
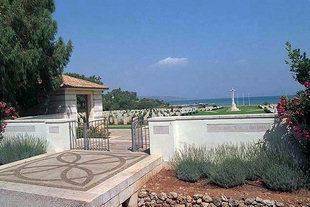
(304, 81, 310, 88)
(8, 107, 15, 113)
(1, 123, 7, 130)
(295, 111, 304, 116)
(0, 102, 7, 109)
(286, 119, 293, 126)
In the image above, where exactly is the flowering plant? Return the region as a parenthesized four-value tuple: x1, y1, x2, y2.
(0, 101, 17, 139)
(277, 81, 310, 140)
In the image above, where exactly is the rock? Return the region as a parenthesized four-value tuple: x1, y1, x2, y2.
(186, 195, 192, 203)
(244, 197, 256, 205)
(165, 198, 172, 203)
(139, 191, 148, 198)
(138, 199, 145, 206)
(201, 203, 209, 207)
(158, 192, 167, 201)
(229, 198, 240, 207)
(196, 198, 202, 204)
(212, 197, 222, 207)
(256, 197, 264, 203)
(202, 195, 213, 203)
(157, 199, 164, 204)
(263, 199, 275, 206)
(168, 192, 178, 199)
(193, 194, 203, 200)
(221, 202, 229, 207)
(221, 195, 228, 202)
(177, 195, 186, 203)
(166, 198, 176, 205)
(150, 192, 157, 200)
(136, 190, 295, 207)
(145, 197, 151, 202)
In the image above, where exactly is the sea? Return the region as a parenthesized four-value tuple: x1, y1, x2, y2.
(168, 95, 294, 106)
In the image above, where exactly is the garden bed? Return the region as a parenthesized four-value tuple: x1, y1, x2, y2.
(142, 169, 310, 206)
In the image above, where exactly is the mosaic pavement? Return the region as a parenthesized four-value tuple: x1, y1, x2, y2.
(0, 150, 148, 191)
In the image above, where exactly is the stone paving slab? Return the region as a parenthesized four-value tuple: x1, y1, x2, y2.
(0, 150, 147, 191)
(0, 150, 162, 207)
(109, 129, 132, 151)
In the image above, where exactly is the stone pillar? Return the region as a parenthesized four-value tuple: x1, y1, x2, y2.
(230, 88, 240, 111)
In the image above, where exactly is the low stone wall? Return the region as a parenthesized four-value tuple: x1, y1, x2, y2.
(138, 190, 284, 207)
(3, 118, 74, 152)
(148, 114, 276, 161)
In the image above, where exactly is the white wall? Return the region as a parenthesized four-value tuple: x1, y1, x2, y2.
(149, 114, 276, 161)
(3, 118, 74, 152)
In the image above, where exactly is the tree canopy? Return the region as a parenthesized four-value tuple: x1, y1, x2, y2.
(0, 0, 73, 112)
(102, 88, 169, 111)
(285, 42, 310, 84)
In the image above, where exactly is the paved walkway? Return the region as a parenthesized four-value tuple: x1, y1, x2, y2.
(109, 129, 132, 151)
(0, 150, 147, 191)
(0, 150, 162, 207)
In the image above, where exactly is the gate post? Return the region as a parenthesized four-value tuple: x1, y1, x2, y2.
(83, 122, 89, 150)
(131, 119, 136, 151)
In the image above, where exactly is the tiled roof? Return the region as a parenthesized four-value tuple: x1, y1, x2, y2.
(61, 75, 109, 90)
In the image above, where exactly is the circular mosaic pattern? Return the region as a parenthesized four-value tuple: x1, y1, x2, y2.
(0, 151, 147, 191)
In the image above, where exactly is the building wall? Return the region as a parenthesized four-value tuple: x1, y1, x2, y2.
(45, 88, 105, 121)
(3, 119, 73, 152)
(48, 88, 67, 114)
(93, 92, 104, 119)
(148, 114, 276, 161)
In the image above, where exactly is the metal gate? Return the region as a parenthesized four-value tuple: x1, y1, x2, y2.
(131, 117, 149, 152)
(69, 118, 110, 151)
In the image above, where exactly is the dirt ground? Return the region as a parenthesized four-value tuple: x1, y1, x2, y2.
(143, 169, 310, 206)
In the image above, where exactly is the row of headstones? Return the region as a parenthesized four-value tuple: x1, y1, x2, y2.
(102, 107, 200, 125)
(258, 104, 277, 113)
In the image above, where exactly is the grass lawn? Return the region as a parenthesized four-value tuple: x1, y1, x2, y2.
(108, 124, 131, 129)
(193, 106, 267, 116)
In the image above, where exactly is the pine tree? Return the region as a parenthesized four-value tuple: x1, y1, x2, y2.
(0, 0, 73, 112)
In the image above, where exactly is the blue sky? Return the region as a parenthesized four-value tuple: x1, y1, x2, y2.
(54, 0, 310, 99)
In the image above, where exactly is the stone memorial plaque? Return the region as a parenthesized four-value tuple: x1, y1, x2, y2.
(49, 126, 60, 134)
(207, 123, 272, 132)
(153, 126, 169, 135)
(5, 126, 35, 132)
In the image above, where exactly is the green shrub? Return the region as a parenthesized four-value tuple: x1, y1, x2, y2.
(174, 159, 202, 182)
(171, 142, 308, 192)
(199, 161, 215, 177)
(261, 163, 305, 192)
(0, 135, 47, 164)
(208, 158, 246, 188)
(241, 160, 258, 181)
(171, 145, 211, 182)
